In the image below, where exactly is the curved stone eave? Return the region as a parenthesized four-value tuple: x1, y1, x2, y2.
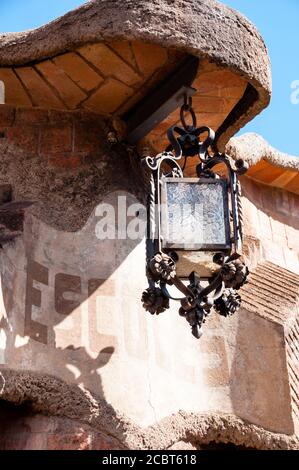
(227, 133, 299, 171)
(226, 133, 299, 196)
(0, 0, 271, 148)
(0, 368, 298, 450)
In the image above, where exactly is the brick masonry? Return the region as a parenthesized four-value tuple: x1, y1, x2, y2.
(0, 105, 104, 170)
(0, 402, 123, 450)
(241, 177, 299, 274)
(0, 39, 248, 158)
(0, 103, 147, 233)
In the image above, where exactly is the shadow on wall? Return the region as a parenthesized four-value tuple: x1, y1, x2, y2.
(0, 188, 146, 356)
(0, 164, 147, 445)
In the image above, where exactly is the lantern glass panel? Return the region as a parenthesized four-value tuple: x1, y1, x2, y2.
(160, 178, 230, 251)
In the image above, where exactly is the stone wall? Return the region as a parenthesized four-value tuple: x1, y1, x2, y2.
(0, 108, 298, 450)
(0, 105, 102, 168)
(241, 176, 299, 273)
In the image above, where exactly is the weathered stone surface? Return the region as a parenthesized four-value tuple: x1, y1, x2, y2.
(1, 0, 299, 453)
(0, 105, 145, 231)
(0, 102, 298, 450)
(0, 0, 271, 149)
(227, 133, 299, 170)
(0, 402, 124, 450)
(226, 133, 299, 195)
(0, 370, 298, 450)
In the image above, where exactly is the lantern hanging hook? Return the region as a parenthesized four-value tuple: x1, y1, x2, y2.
(180, 94, 197, 130)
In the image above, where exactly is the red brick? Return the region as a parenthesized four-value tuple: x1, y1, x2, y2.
(40, 124, 72, 154)
(50, 417, 86, 434)
(288, 193, 299, 219)
(48, 153, 82, 169)
(0, 417, 30, 434)
(240, 177, 263, 208)
(0, 105, 15, 126)
(80, 110, 103, 123)
(24, 414, 56, 433)
(74, 122, 101, 153)
(23, 433, 47, 450)
(47, 432, 92, 450)
(91, 432, 122, 450)
(6, 126, 38, 154)
(83, 153, 100, 164)
(0, 432, 47, 450)
(0, 433, 29, 450)
(49, 109, 74, 124)
(274, 189, 290, 216)
(15, 107, 48, 125)
(261, 186, 276, 213)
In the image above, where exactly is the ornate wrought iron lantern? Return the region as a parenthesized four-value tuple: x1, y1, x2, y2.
(142, 97, 249, 338)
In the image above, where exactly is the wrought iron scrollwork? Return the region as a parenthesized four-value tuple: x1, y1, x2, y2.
(141, 96, 249, 338)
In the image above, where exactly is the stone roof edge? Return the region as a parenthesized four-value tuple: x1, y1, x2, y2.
(0, 0, 271, 148)
(226, 133, 299, 173)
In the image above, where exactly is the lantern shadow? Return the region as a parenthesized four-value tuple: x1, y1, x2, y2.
(0, 144, 146, 439)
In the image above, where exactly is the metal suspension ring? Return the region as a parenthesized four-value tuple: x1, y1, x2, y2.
(180, 94, 197, 130)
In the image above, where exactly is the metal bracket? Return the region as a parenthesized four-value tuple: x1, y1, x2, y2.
(123, 55, 199, 144)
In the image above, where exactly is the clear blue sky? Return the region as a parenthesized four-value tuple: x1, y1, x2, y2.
(0, 0, 298, 155)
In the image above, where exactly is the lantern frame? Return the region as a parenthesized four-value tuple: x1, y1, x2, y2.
(160, 177, 231, 252)
(140, 96, 249, 338)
